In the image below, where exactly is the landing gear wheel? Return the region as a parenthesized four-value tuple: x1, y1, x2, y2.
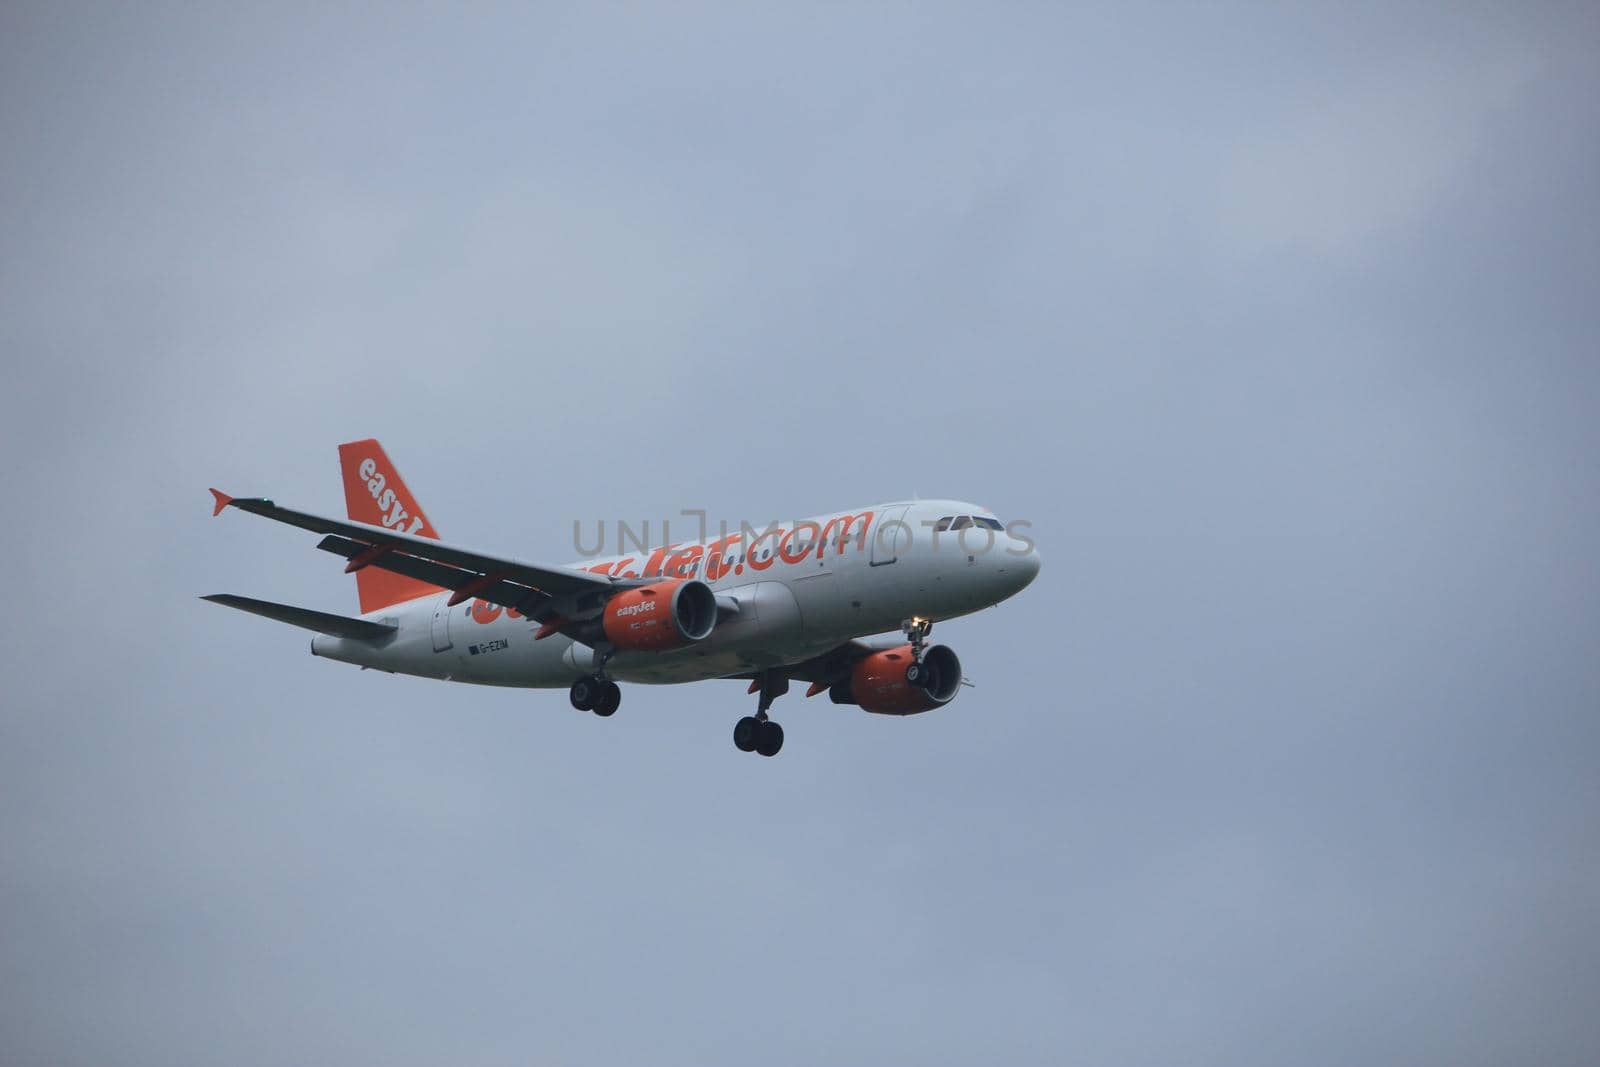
(593, 680, 621, 717)
(733, 716, 759, 752)
(736, 670, 789, 757)
(569, 677, 597, 712)
(754, 721, 784, 757)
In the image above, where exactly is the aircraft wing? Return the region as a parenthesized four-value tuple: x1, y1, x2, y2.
(736, 638, 973, 697)
(209, 489, 613, 618)
(735, 639, 901, 687)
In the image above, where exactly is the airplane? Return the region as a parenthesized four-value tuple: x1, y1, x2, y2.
(204, 439, 1040, 757)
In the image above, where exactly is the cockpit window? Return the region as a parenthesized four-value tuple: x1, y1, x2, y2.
(950, 515, 974, 531)
(934, 516, 955, 533)
(973, 516, 1004, 531)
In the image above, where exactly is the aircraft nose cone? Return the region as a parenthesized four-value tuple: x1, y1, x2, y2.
(994, 539, 1040, 596)
(1019, 546, 1041, 586)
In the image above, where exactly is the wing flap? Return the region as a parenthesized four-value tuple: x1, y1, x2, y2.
(201, 594, 398, 640)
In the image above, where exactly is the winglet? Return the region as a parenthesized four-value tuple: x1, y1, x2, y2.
(209, 488, 233, 517)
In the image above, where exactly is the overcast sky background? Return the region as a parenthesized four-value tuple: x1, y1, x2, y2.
(2, 3, 1597, 1064)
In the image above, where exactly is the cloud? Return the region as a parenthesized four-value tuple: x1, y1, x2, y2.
(1219, 49, 1536, 255)
(2, 4, 1597, 1065)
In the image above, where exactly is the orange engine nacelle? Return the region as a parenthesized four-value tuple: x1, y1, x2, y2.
(834, 643, 963, 715)
(600, 579, 717, 651)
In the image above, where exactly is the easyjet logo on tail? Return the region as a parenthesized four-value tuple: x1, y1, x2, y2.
(338, 438, 443, 614)
(357, 457, 426, 534)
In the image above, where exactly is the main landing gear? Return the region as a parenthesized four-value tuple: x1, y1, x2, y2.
(569, 674, 621, 717)
(570, 647, 621, 717)
(734, 671, 786, 757)
(902, 616, 935, 688)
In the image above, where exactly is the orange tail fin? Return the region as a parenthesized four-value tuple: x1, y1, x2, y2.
(338, 439, 444, 613)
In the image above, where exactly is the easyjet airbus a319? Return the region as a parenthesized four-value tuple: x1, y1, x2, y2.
(206, 440, 1040, 757)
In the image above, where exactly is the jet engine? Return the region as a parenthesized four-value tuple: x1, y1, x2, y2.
(830, 643, 962, 715)
(596, 578, 718, 651)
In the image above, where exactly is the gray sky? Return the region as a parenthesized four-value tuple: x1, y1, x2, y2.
(2, 3, 1597, 1064)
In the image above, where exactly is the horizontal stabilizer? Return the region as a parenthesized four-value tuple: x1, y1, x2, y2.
(201, 594, 397, 641)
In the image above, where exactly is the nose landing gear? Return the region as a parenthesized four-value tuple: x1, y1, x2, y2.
(902, 617, 935, 688)
(734, 671, 787, 757)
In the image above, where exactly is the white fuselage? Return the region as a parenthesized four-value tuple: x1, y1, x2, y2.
(310, 499, 1038, 687)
